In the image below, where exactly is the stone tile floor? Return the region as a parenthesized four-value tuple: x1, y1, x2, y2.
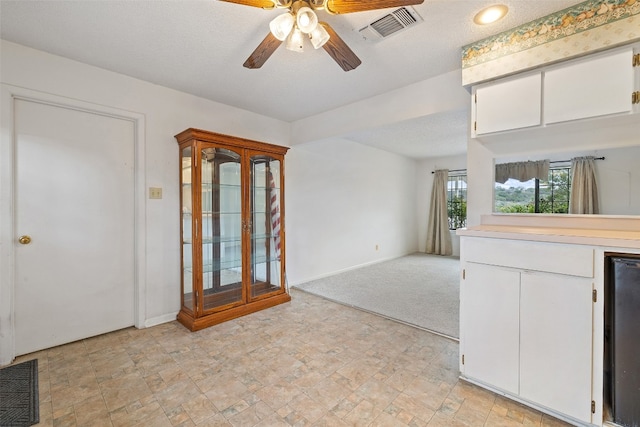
(12, 290, 572, 426)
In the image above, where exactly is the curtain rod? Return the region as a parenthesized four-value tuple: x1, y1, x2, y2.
(431, 168, 466, 174)
(431, 156, 605, 174)
(549, 156, 605, 164)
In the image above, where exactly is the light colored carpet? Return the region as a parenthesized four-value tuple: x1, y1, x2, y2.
(294, 253, 460, 339)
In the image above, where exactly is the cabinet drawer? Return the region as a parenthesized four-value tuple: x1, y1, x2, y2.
(463, 238, 594, 277)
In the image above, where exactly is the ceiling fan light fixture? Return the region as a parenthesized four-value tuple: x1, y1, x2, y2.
(286, 27, 305, 52)
(296, 6, 318, 33)
(308, 0, 325, 9)
(473, 4, 508, 25)
(269, 12, 295, 40)
(309, 24, 330, 49)
(273, 0, 292, 7)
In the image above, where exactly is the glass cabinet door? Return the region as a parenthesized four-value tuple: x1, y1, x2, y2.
(201, 146, 243, 310)
(249, 155, 283, 298)
(181, 146, 194, 313)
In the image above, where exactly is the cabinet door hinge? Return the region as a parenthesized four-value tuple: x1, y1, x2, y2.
(633, 53, 640, 67)
(462, 269, 466, 280)
(593, 289, 597, 303)
(591, 400, 596, 414)
(474, 121, 477, 131)
(462, 354, 465, 365)
(633, 91, 640, 105)
(474, 93, 477, 103)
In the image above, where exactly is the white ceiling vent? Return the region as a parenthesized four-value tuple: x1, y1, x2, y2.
(359, 7, 423, 41)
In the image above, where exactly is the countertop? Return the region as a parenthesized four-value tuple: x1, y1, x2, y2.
(457, 224, 640, 249)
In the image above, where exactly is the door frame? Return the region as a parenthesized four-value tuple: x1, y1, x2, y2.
(0, 85, 147, 365)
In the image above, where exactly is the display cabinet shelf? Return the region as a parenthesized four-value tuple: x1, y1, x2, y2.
(184, 254, 279, 273)
(176, 128, 290, 331)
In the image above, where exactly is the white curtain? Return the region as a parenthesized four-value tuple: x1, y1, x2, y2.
(426, 169, 452, 256)
(569, 156, 599, 214)
(495, 160, 549, 183)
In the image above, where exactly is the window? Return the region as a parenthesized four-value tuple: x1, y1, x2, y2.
(447, 174, 467, 229)
(495, 166, 571, 213)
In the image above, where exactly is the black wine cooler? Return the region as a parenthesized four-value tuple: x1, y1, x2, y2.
(605, 255, 640, 427)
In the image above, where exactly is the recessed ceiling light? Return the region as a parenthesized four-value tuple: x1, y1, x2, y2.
(473, 4, 509, 25)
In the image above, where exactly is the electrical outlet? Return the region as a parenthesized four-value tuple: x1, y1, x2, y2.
(149, 187, 162, 199)
(375, 244, 379, 251)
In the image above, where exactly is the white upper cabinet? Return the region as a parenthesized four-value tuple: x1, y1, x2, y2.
(544, 48, 634, 124)
(471, 43, 639, 142)
(474, 73, 542, 135)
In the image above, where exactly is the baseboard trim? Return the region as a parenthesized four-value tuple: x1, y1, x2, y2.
(144, 312, 178, 328)
(289, 255, 406, 288)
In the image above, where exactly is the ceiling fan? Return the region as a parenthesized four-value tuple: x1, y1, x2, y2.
(220, 0, 425, 71)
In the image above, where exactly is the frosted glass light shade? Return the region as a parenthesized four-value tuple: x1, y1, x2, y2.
(269, 13, 294, 41)
(296, 7, 318, 33)
(473, 5, 508, 25)
(285, 27, 305, 52)
(309, 24, 330, 49)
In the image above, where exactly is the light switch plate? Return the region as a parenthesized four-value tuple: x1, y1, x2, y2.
(149, 187, 162, 199)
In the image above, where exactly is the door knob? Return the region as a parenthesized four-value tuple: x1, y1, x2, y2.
(18, 235, 31, 245)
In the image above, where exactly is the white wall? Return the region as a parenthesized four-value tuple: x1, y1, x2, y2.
(416, 154, 467, 257)
(466, 139, 495, 227)
(286, 138, 418, 285)
(596, 146, 640, 215)
(0, 40, 290, 330)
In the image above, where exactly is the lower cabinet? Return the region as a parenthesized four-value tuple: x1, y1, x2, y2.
(520, 271, 593, 423)
(462, 263, 520, 394)
(461, 242, 595, 425)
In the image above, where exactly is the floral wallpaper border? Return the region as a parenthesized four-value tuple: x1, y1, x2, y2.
(461, 0, 640, 85)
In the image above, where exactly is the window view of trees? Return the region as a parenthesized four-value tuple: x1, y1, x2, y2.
(495, 167, 571, 214)
(447, 175, 467, 229)
(444, 167, 570, 231)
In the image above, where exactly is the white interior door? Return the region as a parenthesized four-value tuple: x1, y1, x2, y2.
(14, 98, 135, 356)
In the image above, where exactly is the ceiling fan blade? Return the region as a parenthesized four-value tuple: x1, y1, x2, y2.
(319, 22, 361, 71)
(219, 0, 276, 9)
(326, 0, 424, 14)
(243, 32, 282, 69)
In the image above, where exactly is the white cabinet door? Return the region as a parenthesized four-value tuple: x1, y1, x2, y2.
(474, 73, 542, 135)
(544, 48, 634, 124)
(461, 262, 520, 394)
(520, 271, 593, 423)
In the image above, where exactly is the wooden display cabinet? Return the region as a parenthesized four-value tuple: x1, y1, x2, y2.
(175, 128, 290, 331)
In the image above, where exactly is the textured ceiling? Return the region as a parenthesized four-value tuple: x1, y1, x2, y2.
(0, 0, 582, 158)
(344, 110, 470, 159)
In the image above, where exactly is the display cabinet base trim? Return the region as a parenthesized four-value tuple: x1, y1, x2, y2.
(177, 293, 291, 332)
